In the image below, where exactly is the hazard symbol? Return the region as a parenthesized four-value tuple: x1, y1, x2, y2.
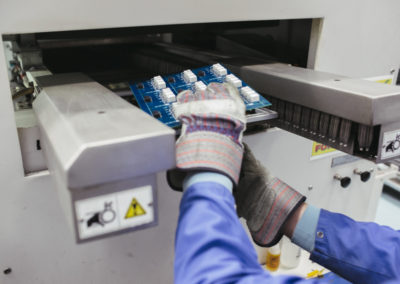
(117, 186, 154, 229)
(125, 198, 146, 219)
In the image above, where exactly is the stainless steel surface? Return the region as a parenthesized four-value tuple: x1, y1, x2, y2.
(33, 73, 176, 189)
(246, 108, 278, 124)
(240, 63, 400, 125)
(331, 155, 360, 168)
(32, 73, 176, 243)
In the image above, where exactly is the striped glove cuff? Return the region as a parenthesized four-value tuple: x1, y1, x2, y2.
(248, 178, 306, 247)
(176, 131, 243, 185)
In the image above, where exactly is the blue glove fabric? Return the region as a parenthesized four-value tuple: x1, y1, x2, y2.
(175, 181, 326, 284)
(176, 175, 400, 283)
(310, 209, 400, 284)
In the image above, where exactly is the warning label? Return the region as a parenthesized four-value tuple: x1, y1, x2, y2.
(311, 142, 336, 158)
(75, 185, 154, 240)
(381, 130, 400, 159)
(125, 198, 146, 219)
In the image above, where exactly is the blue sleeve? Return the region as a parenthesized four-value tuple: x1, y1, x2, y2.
(310, 209, 400, 284)
(174, 178, 327, 284)
(292, 204, 321, 251)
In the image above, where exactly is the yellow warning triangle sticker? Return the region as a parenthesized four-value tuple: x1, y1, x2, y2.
(125, 198, 146, 219)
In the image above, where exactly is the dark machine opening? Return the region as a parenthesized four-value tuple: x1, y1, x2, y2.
(3, 19, 313, 86)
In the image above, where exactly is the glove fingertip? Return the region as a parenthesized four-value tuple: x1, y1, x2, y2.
(177, 89, 195, 103)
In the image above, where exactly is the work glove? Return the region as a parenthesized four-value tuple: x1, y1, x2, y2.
(235, 143, 306, 247)
(167, 82, 246, 191)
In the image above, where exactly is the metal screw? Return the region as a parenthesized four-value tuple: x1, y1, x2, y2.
(390, 68, 396, 74)
(308, 185, 313, 191)
(317, 231, 324, 238)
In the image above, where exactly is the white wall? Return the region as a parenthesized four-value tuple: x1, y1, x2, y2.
(314, 1, 400, 77)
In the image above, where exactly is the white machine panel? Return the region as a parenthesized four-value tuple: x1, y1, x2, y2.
(244, 129, 381, 222)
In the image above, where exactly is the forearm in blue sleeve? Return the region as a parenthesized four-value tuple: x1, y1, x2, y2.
(292, 204, 321, 251)
(174, 173, 325, 284)
(310, 209, 400, 284)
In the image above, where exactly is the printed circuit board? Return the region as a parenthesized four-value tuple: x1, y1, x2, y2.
(128, 64, 272, 128)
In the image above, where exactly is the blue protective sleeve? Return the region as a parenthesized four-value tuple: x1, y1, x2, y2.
(292, 204, 321, 251)
(183, 172, 233, 193)
(175, 181, 327, 284)
(310, 209, 400, 284)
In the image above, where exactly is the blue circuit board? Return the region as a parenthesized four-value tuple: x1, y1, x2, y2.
(128, 64, 271, 128)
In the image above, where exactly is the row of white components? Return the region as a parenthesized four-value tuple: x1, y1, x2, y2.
(153, 66, 259, 104)
(225, 74, 242, 88)
(154, 64, 230, 89)
(161, 88, 176, 103)
(212, 63, 227, 77)
(165, 85, 259, 104)
(240, 86, 259, 103)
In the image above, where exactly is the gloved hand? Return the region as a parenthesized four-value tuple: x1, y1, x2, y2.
(234, 143, 306, 247)
(167, 82, 246, 191)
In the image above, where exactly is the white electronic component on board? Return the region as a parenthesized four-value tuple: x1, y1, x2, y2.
(194, 81, 207, 92)
(241, 86, 260, 102)
(183, 70, 197, 83)
(161, 88, 176, 103)
(152, 75, 166, 90)
(225, 74, 242, 88)
(211, 63, 227, 77)
(171, 102, 179, 118)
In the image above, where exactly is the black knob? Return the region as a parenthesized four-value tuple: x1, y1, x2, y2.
(334, 174, 351, 188)
(340, 177, 351, 188)
(354, 169, 373, 182)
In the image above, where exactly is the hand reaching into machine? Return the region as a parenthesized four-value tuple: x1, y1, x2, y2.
(167, 82, 246, 190)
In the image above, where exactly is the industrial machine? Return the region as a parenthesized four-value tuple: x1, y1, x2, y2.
(1, 1, 400, 282)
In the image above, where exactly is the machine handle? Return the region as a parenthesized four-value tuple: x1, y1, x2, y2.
(354, 168, 373, 182)
(334, 174, 351, 188)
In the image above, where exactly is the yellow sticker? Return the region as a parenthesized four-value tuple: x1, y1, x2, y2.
(306, 269, 325, 278)
(124, 198, 146, 219)
(376, 78, 392, 85)
(311, 142, 336, 157)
